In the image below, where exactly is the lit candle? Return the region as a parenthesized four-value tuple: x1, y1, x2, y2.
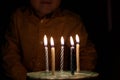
(50, 37, 55, 75)
(43, 35, 49, 72)
(60, 36, 64, 72)
(75, 34, 80, 73)
(70, 36, 75, 75)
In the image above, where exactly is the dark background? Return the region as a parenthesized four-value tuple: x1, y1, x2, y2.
(0, 0, 115, 80)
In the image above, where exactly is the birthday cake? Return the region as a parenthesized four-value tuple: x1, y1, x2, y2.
(27, 71, 99, 79)
(27, 35, 99, 79)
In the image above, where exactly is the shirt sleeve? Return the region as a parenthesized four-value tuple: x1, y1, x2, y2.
(2, 14, 27, 80)
(78, 19, 97, 71)
(80, 40, 97, 71)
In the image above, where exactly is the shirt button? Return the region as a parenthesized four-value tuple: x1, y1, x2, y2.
(40, 19, 44, 23)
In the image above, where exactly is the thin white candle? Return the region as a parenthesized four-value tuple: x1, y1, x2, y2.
(75, 34, 80, 73)
(50, 37, 55, 75)
(70, 36, 75, 75)
(43, 35, 49, 72)
(60, 36, 64, 72)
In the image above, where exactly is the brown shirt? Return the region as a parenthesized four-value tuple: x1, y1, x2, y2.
(2, 8, 97, 80)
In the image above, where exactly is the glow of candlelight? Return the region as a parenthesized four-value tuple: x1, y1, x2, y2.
(61, 36, 64, 45)
(44, 35, 48, 46)
(75, 34, 80, 43)
(70, 36, 74, 46)
(50, 37, 54, 46)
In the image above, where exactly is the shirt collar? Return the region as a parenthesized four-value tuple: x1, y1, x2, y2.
(29, 7, 63, 20)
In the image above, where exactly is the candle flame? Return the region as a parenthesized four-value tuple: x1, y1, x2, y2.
(44, 35, 48, 46)
(50, 37, 54, 46)
(70, 36, 74, 46)
(61, 36, 64, 45)
(75, 34, 80, 43)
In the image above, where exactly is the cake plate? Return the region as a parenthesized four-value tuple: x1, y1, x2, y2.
(27, 71, 99, 79)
